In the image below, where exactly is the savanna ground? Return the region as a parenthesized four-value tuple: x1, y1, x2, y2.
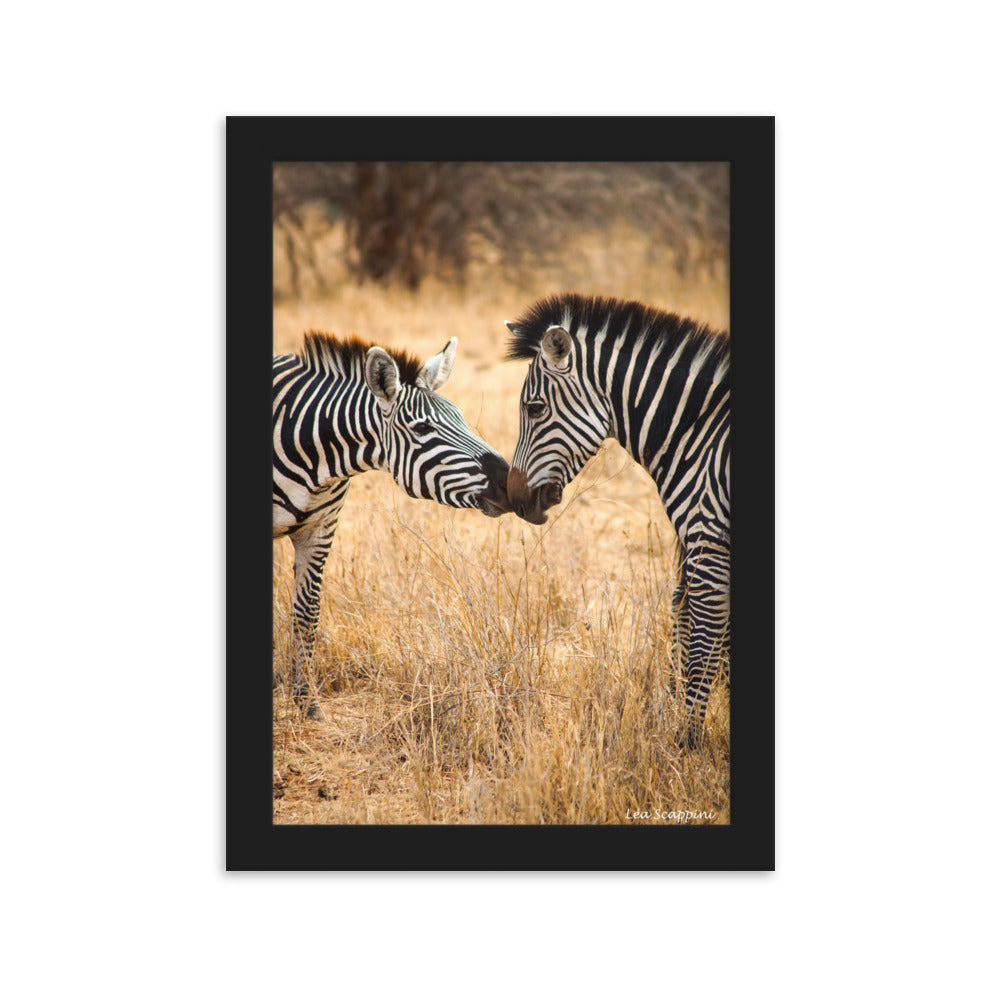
(272, 220, 730, 824)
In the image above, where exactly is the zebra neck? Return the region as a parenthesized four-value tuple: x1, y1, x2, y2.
(595, 332, 730, 478)
(312, 377, 387, 478)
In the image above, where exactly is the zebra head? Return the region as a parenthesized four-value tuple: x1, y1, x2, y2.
(506, 322, 612, 524)
(364, 337, 511, 517)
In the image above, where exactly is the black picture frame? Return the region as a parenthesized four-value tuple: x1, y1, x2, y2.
(226, 116, 774, 871)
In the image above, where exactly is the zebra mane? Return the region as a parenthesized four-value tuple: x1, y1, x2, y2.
(298, 331, 424, 385)
(504, 293, 728, 364)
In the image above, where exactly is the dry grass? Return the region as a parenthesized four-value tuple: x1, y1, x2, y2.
(272, 228, 730, 824)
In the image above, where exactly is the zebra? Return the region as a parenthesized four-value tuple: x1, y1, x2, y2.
(504, 294, 730, 745)
(274, 331, 511, 717)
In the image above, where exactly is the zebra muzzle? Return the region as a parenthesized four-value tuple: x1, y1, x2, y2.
(476, 451, 513, 517)
(508, 467, 561, 525)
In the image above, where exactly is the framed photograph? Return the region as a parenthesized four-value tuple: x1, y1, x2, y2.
(227, 116, 774, 870)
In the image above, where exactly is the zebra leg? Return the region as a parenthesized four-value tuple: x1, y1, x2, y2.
(680, 543, 731, 746)
(287, 484, 349, 719)
(670, 557, 691, 695)
(289, 527, 332, 718)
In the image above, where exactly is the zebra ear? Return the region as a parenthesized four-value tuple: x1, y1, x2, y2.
(416, 337, 457, 392)
(541, 326, 572, 371)
(365, 347, 400, 412)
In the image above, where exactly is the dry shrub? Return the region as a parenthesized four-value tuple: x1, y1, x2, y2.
(273, 162, 729, 297)
(273, 453, 730, 825)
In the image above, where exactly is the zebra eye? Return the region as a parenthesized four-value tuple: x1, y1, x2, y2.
(411, 421, 434, 436)
(523, 401, 548, 421)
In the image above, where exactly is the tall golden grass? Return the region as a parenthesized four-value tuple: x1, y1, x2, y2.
(272, 228, 730, 824)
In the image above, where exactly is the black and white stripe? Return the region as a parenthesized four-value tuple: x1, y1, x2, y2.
(505, 294, 730, 742)
(274, 331, 510, 716)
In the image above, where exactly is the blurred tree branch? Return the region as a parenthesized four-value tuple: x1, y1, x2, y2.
(273, 162, 729, 297)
